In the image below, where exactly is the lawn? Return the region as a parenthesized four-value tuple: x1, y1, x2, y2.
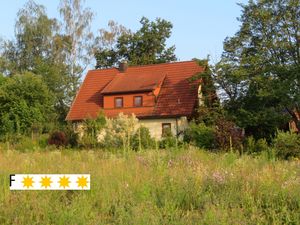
(0, 148, 300, 224)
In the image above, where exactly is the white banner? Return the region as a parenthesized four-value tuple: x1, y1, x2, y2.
(10, 174, 90, 190)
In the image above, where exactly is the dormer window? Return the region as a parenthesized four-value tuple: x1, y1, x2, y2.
(134, 96, 143, 107)
(115, 97, 123, 108)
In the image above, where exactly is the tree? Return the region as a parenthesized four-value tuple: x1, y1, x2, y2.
(214, 0, 300, 139)
(0, 0, 59, 74)
(59, 0, 94, 99)
(95, 17, 177, 68)
(190, 58, 221, 126)
(0, 72, 54, 136)
(0, 0, 72, 123)
(94, 20, 130, 68)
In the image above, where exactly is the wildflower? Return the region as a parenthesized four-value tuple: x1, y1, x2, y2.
(212, 171, 226, 184)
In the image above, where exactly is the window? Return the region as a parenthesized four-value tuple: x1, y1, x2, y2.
(162, 123, 171, 137)
(134, 96, 143, 107)
(114, 97, 123, 108)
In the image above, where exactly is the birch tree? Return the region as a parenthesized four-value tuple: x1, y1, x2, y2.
(59, 0, 94, 101)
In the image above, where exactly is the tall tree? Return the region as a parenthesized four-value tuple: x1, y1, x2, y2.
(214, 0, 300, 139)
(0, 0, 74, 122)
(59, 0, 94, 99)
(0, 0, 59, 74)
(95, 17, 177, 68)
(94, 20, 130, 68)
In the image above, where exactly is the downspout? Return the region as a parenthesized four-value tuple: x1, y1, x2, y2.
(175, 117, 179, 138)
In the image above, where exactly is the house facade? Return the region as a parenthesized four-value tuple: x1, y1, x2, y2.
(66, 60, 204, 139)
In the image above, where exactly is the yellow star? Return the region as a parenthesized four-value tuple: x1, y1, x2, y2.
(59, 176, 70, 189)
(76, 176, 88, 189)
(40, 176, 52, 188)
(22, 176, 34, 188)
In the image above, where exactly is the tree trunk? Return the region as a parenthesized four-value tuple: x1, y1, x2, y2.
(286, 107, 300, 133)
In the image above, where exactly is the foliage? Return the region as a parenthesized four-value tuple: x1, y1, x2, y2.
(95, 17, 177, 68)
(1, 0, 59, 74)
(191, 58, 219, 110)
(102, 113, 138, 150)
(48, 131, 68, 147)
(244, 136, 269, 154)
(214, 118, 244, 151)
(0, 72, 54, 136)
(79, 112, 106, 148)
(59, 0, 94, 101)
(131, 126, 155, 151)
(0, 0, 75, 122)
(273, 130, 300, 159)
(62, 123, 79, 148)
(79, 113, 156, 151)
(213, 0, 300, 139)
(94, 20, 130, 68)
(159, 128, 178, 149)
(184, 122, 215, 150)
(0, 134, 50, 151)
(0, 0, 96, 124)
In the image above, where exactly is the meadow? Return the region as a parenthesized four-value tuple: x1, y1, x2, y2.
(0, 148, 300, 224)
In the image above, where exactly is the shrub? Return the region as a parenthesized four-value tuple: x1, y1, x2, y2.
(101, 113, 138, 150)
(184, 122, 215, 149)
(255, 138, 269, 152)
(14, 136, 37, 152)
(37, 134, 49, 149)
(273, 130, 300, 159)
(159, 129, 178, 149)
(131, 126, 155, 151)
(245, 136, 269, 154)
(214, 119, 244, 151)
(63, 123, 79, 148)
(78, 113, 106, 148)
(48, 131, 67, 148)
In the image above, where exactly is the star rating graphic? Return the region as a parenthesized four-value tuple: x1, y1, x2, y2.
(22, 176, 34, 188)
(10, 174, 90, 190)
(59, 176, 70, 189)
(40, 176, 52, 188)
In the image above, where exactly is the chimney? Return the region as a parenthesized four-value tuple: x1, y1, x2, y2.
(118, 60, 128, 73)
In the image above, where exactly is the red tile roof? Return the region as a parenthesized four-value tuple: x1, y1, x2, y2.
(66, 60, 203, 121)
(101, 72, 166, 94)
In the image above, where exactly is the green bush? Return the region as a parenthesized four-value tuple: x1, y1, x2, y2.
(13, 134, 49, 152)
(131, 126, 155, 151)
(101, 113, 138, 150)
(37, 134, 49, 149)
(256, 138, 269, 152)
(78, 113, 106, 148)
(14, 136, 37, 152)
(273, 130, 300, 159)
(245, 136, 269, 154)
(184, 122, 215, 149)
(63, 123, 78, 148)
(159, 128, 178, 149)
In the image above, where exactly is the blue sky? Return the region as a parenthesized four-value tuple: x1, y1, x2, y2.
(0, 0, 248, 67)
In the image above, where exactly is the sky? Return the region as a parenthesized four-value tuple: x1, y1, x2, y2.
(0, 0, 248, 68)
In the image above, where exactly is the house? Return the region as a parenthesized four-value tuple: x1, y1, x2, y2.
(66, 60, 204, 139)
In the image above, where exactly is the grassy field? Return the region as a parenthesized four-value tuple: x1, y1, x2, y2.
(0, 148, 300, 224)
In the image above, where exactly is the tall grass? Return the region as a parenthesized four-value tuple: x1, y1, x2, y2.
(0, 148, 299, 224)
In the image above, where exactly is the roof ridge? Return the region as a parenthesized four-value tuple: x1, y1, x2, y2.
(123, 60, 197, 69)
(88, 60, 197, 72)
(87, 67, 119, 72)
